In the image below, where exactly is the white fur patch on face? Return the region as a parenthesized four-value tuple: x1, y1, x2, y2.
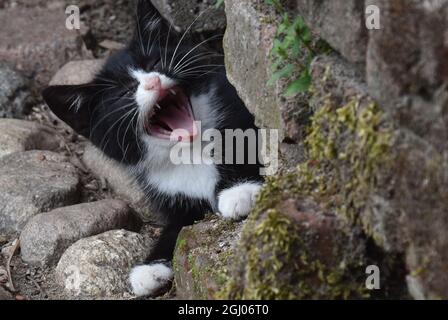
(129, 263, 173, 297)
(131, 70, 177, 110)
(218, 182, 262, 220)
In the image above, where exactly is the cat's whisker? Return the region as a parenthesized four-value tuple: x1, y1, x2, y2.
(90, 102, 137, 138)
(174, 52, 222, 74)
(127, 108, 143, 154)
(172, 34, 223, 72)
(174, 52, 223, 75)
(116, 108, 137, 154)
(99, 106, 138, 153)
(176, 65, 224, 77)
(168, 8, 212, 71)
(163, 21, 175, 70)
(135, 8, 147, 56)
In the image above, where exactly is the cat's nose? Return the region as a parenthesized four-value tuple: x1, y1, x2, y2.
(143, 76, 162, 91)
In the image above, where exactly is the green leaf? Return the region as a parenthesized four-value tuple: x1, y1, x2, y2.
(268, 64, 295, 85)
(284, 72, 311, 96)
(215, 0, 224, 9)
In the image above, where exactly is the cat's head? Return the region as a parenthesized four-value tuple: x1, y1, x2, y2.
(43, 0, 223, 165)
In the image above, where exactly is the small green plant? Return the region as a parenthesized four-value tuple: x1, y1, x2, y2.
(266, 1, 330, 97)
(215, 0, 224, 9)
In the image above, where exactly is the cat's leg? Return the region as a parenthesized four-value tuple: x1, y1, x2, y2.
(217, 182, 263, 220)
(129, 222, 183, 297)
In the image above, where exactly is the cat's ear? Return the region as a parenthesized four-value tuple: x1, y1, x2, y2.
(42, 85, 92, 138)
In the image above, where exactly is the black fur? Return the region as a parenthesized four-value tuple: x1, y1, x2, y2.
(43, 0, 263, 265)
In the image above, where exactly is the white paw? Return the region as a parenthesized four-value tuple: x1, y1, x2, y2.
(218, 182, 262, 220)
(129, 263, 173, 297)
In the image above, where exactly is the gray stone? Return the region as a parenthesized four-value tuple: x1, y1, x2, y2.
(0, 286, 13, 300)
(223, 0, 282, 135)
(294, 0, 367, 67)
(0, 119, 61, 159)
(366, 0, 448, 109)
(20, 200, 143, 266)
(49, 60, 105, 86)
(55, 230, 153, 299)
(151, 0, 226, 33)
(0, 63, 34, 119)
(83, 144, 153, 221)
(223, 0, 313, 145)
(366, 0, 448, 149)
(0, 151, 80, 234)
(0, 6, 89, 86)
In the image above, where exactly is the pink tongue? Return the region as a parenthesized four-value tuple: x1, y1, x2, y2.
(157, 104, 197, 138)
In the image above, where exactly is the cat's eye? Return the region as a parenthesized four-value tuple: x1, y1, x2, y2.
(145, 58, 162, 71)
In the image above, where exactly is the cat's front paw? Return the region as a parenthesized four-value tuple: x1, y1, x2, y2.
(129, 263, 173, 297)
(218, 182, 262, 220)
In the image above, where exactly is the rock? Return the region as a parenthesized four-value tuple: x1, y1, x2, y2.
(49, 60, 105, 86)
(223, 0, 282, 135)
(294, 0, 368, 68)
(310, 53, 448, 299)
(0, 63, 34, 119)
(173, 217, 243, 300)
(0, 6, 89, 86)
(151, 0, 226, 33)
(223, 0, 313, 145)
(20, 200, 143, 266)
(99, 40, 126, 53)
(366, 0, 448, 151)
(55, 230, 153, 299)
(0, 286, 13, 300)
(0, 119, 61, 159)
(222, 196, 370, 300)
(83, 144, 153, 221)
(0, 151, 80, 235)
(366, 0, 448, 109)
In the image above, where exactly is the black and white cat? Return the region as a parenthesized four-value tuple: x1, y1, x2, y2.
(43, 0, 263, 297)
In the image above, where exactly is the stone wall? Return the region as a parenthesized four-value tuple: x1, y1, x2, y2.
(174, 0, 448, 299)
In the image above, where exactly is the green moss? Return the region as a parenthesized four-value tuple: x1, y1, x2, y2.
(220, 207, 368, 300)
(218, 95, 392, 300)
(299, 98, 394, 224)
(256, 97, 393, 225)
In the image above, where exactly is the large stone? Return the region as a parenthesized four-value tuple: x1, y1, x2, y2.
(294, 0, 368, 67)
(366, 0, 448, 109)
(223, 0, 281, 135)
(366, 0, 448, 153)
(55, 230, 153, 299)
(49, 60, 105, 86)
(0, 151, 80, 234)
(0, 6, 89, 86)
(173, 217, 243, 300)
(20, 200, 143, 266)
(223, 196, 370, 300)
(83, 144, 153, 221)
(0, 286, 13, 300)
(151, 0, 226, 33)
(306, 52, 448, 299)
(223, 0, 313, 149)
(0, 119, 61, 159)
(0, 63, 34, 119)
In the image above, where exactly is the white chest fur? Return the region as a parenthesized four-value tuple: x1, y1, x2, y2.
(145, 162, 219, 205)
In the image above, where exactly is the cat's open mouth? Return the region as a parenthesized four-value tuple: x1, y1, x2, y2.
(145, 88, 198, 142)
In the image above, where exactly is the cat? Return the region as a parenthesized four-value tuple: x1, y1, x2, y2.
(43, 0, 263, 297)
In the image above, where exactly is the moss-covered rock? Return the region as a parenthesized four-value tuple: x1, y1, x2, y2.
(220, 195, 369, 300)
(173, 216, 244, 300)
